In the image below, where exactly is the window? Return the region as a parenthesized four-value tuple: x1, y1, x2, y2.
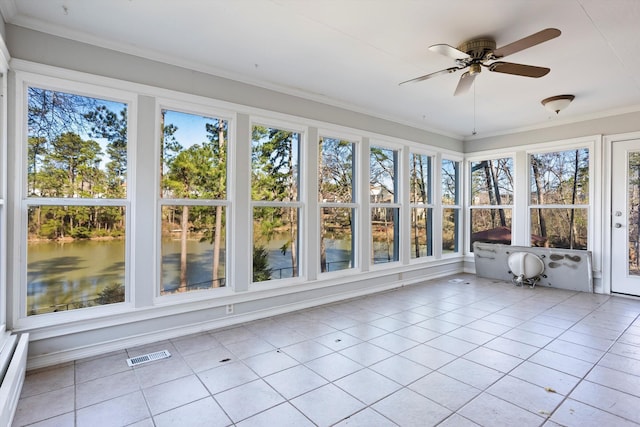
(442, 159, 460, 254)
(370, 145, 399, 264)
(25, 86, 128, 315)
(530, 148, 589, 249)
(251, 124, 301, 282)
(319, 136, 356, 273)
(469, 158, 514, 250)
(159, 109, 228, 294)
(410, 152, 433, 258)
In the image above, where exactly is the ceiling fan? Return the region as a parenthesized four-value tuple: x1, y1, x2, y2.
(400, 28, 561, 95)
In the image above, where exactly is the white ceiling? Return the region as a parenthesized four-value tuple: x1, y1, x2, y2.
(2, 0, 640, 139)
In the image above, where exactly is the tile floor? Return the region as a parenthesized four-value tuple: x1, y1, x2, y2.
(12, 274, 640, 427)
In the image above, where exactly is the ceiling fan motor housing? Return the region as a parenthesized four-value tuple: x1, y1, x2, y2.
(457, 38, 496, 59)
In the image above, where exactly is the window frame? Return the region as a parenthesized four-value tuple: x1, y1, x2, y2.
(156, 100, 235, 299)
(13, 71, 138, 325)
(317, 131, 360, 276)
(409, 148, 436, 262)
(249, 117, 306, 287)
(527, 142, 593, 251)
(441, 156, 463, 256)
(467, 155, 515, 251)
(369, 140, 402, 267)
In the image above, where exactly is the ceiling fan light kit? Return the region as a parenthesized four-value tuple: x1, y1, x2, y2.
(541, 94, 575, 114)
(400, 28, 561, 96)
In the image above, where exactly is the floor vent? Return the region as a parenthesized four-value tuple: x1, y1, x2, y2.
(127, 350, 171, 367)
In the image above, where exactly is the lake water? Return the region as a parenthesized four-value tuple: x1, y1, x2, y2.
(26, 235, 354, 314)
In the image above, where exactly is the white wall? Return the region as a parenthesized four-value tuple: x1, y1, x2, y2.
(465, 111, 640, 152)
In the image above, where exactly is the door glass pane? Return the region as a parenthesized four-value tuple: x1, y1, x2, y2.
(628, 152, 640, 275)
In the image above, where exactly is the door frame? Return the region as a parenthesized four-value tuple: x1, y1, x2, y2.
(603, 131, 640, 295)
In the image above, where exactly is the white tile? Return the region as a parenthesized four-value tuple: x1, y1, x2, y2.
(133, 355, 193, 388)
(367, 316, 411, 332)
(314, 331, 362, 351)
(370, 355, 431, 385)
(143, 374, 209, 415)
(339, 341, 394, 366)
(598, 352, 640, 376)
(372, 388, 451, 426)
(569, 380, 640, 423)
(291, 383, 365, 426)
(75, 352, 131, 384)
(447, 326, 496, 345)
(466, 319, 512, 335)
(585, 365, 640, 397)
(528, 349, 594, 377)
(545, 339, 605, 363)
(13, 386, 75, 426)
(171, 333, 221, 355)
(263, 364, 327, 399)
(224, 337, 275, 359)
(484, 337, 539, 359)
(343, 323, 388, 340)
(23, 412, 75, 427)
(502, 328, 554, 347)
(458, 393, 544, 426)
(409, 371, 481, 410)
(334, 368, 401, 404)
(393, 325, 441, 342)
(399, 344, 457, 370)
(212, 326, 258, 345)
(243, 349, 298, 376)
(236, 402, 314, 427)
(306, 352, 363, 381)
(438, 359, 503, 389)
(198, 362, 258, 394)
(21, 364, 75, 397)
(214, 379, 285, 423)
(425, 335, 477, 356)
(437, 414, 481, 427)
(509, 361, 580, 396)
(487, 375, 564, 416)
(153, 397, 231, 427)
(182, 346, 236, 373)
(76, 370, 139, 408)
(369, 333, 420, 353)
(463, 347, 523, 373)
(281, 340, 333, 363)
(332, 408, 397, 426)
(550, 398, 639, 427)
(417, 318, 460, 333)
(76, 391, 150, 427)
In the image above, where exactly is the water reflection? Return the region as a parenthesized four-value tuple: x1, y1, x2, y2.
(27, 239, 125, 315)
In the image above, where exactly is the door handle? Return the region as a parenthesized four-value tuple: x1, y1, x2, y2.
(614, 223, 623, 228)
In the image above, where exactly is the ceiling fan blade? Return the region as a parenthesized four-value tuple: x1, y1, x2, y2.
(492, 28, 561, 58)
(454, 71, 476, 96)
(399, 66, 462, 85)
(489, 61, 550, 78)
(429, 43, 470, 60)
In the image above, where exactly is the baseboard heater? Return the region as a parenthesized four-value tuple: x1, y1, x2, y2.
(473, 242, 593, 292)
(0, 332, 29, 426)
